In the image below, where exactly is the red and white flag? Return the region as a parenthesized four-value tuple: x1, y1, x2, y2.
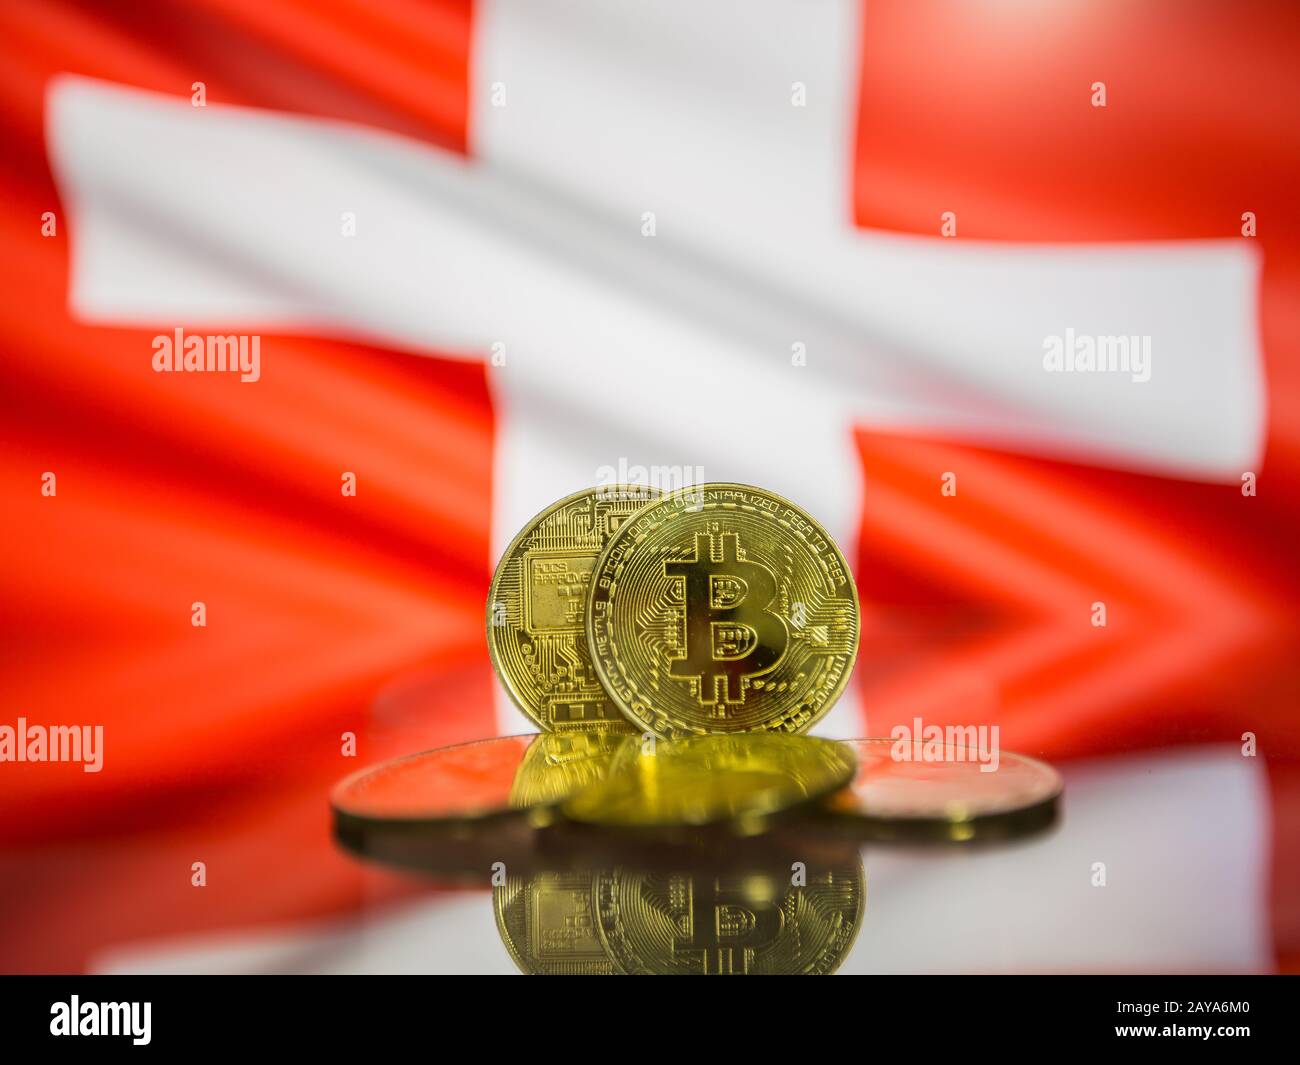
(1, 0, 1296, 973)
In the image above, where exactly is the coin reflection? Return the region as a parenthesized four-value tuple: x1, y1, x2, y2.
(494, 871, 614, 975)
(560, 733, 858, 830)
(507, 730, 624, 810)
(495, 853, 863, 975)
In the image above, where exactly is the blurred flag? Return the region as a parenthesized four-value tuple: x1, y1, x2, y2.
(0, 0, 1296, 972)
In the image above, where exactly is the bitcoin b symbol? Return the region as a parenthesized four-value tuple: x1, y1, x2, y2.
(664, 532, 788, 706)
(678, 874, 784, 974)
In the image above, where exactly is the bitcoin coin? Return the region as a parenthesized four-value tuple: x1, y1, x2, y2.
(488, 485, 658, 732)
(821, 738, 1062, 842)
(561, 733, 858, 830)
(594, 856, 864, 974)
(587, 483, 859, 736)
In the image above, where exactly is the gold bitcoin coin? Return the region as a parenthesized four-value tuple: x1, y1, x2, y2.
(494, 869, 616, 975)
(594, 856, 864, 974)
(561, 734, 858, 830)
(587, 483, 859, 736)
(488, 485, 658, 732)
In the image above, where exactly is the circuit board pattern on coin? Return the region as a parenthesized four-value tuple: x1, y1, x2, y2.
(488, 486, 658, 732)
(587, 484, 859, 737)
(594, 857, 864, 975)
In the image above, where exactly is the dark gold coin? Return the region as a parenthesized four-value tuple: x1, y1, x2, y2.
(561, 733, 858, 831)
(330, 733, 620, 829)
(821, 738, 1063, 842)
(594, 857, 864, 974)
(332, 734, 627, 881)
(488, 485, 658, 733)
(587, 483, 858, 736)
(330, 735, 535, 829)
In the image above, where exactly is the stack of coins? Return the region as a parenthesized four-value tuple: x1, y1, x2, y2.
(487, 482, 860, 740)
(485, 481, 865, 830)
(330, 480, 1063, 973)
